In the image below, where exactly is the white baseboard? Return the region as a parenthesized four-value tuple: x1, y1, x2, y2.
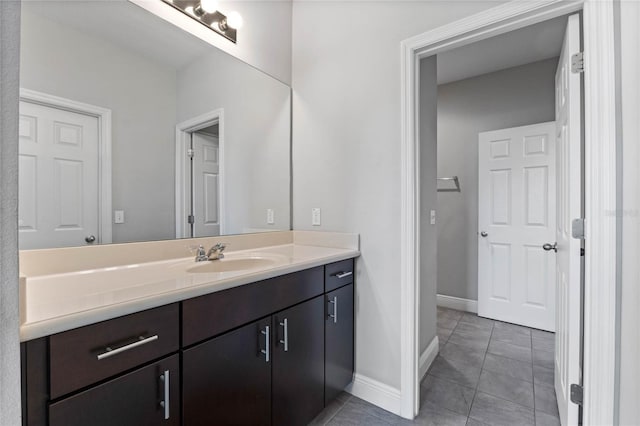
(437, 294, 478, 313)
(419, 335, 439, 380)
(346, 373, 402, 416)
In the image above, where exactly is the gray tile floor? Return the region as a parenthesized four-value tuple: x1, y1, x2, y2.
(309, 307, 560, 426)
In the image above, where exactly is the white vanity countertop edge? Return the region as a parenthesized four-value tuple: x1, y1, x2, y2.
(20, 244, 359, 342)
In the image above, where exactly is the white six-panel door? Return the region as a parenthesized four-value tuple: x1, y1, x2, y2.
(554, 14, 582, 426)
(19, 101, 99, 249)
(192, 132, 221, 237)
(478, 122, 557, 331)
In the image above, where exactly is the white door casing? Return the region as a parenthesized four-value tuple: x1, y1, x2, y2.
(478, 122, 557, 331)
(554, 13, 582, 426)
(400, 1, 615, 421)
(19, 101, 100, 249)
(192, 132, 221, 237)
(175, 109, 224, 239)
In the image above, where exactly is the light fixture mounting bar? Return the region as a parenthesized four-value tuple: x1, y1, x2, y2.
(161, 0, 237, 43)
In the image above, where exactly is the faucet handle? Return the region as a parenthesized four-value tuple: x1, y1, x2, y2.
(194, 245, 209, 262)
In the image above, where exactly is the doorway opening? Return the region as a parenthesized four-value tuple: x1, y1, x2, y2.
(400, 2, 618, 425)
(175, 109, 225, 239)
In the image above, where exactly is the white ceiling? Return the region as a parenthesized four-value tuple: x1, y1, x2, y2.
(22, 1, 212, 71)
(437, 15, 568, 85)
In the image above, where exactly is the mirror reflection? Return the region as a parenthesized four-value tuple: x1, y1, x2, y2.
(18, 1, 291, 250)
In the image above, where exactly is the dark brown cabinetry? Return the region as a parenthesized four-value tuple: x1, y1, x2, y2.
(325, 283, 355, 405)
(22, 259, 355, 426)
(183, 318, 272, 426)
(49, 354, 180, 426)
(272, 296, 325, 426)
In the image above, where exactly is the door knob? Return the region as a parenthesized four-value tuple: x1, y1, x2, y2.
(85, 235, 96, 243)
(480, 231, 488, 237)
(543, 242, 557, 252)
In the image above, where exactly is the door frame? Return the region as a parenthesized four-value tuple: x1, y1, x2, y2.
(19, 88, 113, 244)
(175, 109, 225, 238)
(399, 0, 618, 423)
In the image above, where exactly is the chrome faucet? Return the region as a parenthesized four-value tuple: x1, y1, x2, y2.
(207, 243, 226, 260)
(194, 243, 227, 262)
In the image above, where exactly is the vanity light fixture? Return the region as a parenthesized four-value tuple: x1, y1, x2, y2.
(161, 0, 242, 43)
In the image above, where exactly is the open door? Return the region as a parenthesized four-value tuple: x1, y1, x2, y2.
(191, 131, 221, 237)
(553, 13, 582, 426)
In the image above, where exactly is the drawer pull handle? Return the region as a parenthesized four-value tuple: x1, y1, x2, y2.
(261, 325, 270, 363)
(329, 296, 338, 323)
(279, 318, 289, 352)
(96, 335, 159, 360)
(333, 271, 353, 279)
(159, 370, 170, 420)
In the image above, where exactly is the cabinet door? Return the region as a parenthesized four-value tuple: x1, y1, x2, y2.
(49, 354, 179, 426)
(272, 296, 325, 426)
(183, 317, 272, 426)
(325, 283, 354, 405)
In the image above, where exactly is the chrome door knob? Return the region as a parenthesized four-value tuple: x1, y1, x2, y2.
(480, 231, 488, 237)
(543, 242, 557, 252)
(85, 235, 96, 243)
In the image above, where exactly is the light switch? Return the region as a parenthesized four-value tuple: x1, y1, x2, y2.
(267, 209, 275, 225)
(430, 210, 436, 225)
(312, 208, 321, 226)
(114, 210, 125, 224)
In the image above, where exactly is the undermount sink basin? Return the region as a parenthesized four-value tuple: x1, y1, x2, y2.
(187, 257, 277, 274)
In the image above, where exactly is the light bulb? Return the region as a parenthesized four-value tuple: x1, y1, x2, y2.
(200, 0, 218, 13)
(226, 11, 243, 29)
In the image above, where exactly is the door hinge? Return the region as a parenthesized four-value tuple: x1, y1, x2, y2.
(571, 218, 585, 239)
(570, 384, 583, 405)
(187, 148, 195, 158)
(580, 248, 585, 257)
(571, 52, 584, 74)
(187, 215, 195, 224)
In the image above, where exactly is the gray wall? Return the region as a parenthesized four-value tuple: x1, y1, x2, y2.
(292, 0, 507, 392)
(436, 58, 557, 301)
(176, 53, 291, 235)
(0, 2, 21, 424)
(420, 57, 438, 355)
(20, 9, 178, 244)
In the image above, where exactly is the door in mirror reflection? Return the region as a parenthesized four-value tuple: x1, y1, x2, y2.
(191, 128, 221, 238)
(19, 100, 101, 250)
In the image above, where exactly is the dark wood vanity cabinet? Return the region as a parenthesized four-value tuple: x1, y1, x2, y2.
(22, 258, 356, 426)
(49, 354, 180, 426)
(183, 318, 272, 426)
(183, 296, 326, 426)
(325, 283, 355, 405)
(272, 296, 325, 426)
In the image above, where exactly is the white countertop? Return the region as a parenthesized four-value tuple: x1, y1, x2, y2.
(21, 242, 359, 341)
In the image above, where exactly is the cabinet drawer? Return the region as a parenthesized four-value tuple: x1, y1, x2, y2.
(183, 267, 323, 346)
(49, 354, 180, 426)
(49, 303, 179, 399)
(325, 259, 354, 292)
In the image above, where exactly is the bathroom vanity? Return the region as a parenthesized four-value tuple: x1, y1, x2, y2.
(20, 232, 358, 426)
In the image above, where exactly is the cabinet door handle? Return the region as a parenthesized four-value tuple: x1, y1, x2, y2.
(261, 325, 270, 362)
(159, 370, 170, 420)
(333, 271, 353, 279)
(329, 296, 338, 323)
(279, 318, 289, 352)
(96, 334, 158, 360)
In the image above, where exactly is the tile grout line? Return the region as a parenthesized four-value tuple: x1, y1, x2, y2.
(466, 317, 494, 425)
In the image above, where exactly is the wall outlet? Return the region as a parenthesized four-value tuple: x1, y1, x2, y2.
(267, 209, 275, 225)
(311, 208, 321, 226)
(114, 210, 125, 224)
(430, 210, 436, 225)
